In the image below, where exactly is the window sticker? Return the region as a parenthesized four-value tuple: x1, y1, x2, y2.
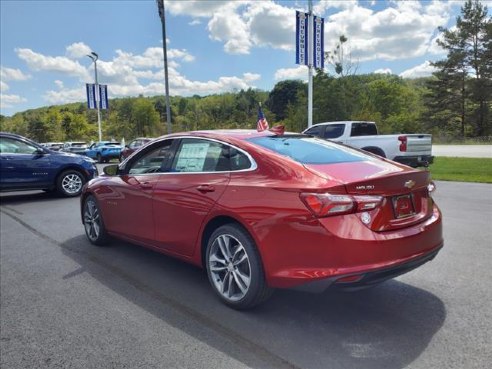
(175, 142, 211, 172)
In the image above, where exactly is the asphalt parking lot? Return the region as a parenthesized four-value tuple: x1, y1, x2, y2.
(1, 180, 491, 369)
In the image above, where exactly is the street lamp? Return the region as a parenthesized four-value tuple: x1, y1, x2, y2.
(87, 51, 102, 142)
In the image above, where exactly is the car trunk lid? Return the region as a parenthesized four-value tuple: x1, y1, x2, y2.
(303, 161, 434, 231)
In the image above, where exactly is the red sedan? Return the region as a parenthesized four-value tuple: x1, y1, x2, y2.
(81, 130, 443, 309)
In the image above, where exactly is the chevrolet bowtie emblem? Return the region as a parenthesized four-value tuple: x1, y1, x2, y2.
(404, 180, 416, 189)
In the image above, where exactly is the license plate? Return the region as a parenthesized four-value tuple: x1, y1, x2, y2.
(393, 194, 415, 218)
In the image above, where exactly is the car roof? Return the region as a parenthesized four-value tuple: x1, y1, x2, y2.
(164, 129, 293, 141)
(311, 121, 375, 126)
(0, 132, 25, 139)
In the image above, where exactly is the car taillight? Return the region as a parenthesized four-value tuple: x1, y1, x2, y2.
(300, 193, 383, 217)
(398, 135, 407, 152)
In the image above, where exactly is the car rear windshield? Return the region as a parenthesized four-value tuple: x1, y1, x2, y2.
(248, 135, 370, 164)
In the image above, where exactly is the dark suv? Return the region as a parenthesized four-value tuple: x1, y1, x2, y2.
(0, 132, 98, 197)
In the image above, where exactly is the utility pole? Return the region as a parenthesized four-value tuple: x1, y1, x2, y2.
(307, 0, 313, 128)
(87, 51, 102, 142)
(157, 0, 172, 134)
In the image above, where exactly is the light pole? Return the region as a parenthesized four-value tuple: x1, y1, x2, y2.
(157, 0, 172, 134)
(87, 51, 102, 142)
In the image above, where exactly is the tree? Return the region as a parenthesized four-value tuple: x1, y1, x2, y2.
(132, 98, 161, 137)
(427, 0, 491, 138)
(324, 35, 358, 76)
(266, 80, 305, 121)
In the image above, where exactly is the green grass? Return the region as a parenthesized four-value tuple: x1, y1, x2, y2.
(428, 157, 492, 183)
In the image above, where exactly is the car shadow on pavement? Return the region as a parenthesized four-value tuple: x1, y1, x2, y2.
(61, 235, 446, 369)
(0, 191, 60, 204)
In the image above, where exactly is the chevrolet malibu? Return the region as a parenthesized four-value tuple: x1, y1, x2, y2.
(81, 130, 443, 309)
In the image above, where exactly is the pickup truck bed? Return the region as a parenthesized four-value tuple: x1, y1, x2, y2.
(303, 121, 433, 167)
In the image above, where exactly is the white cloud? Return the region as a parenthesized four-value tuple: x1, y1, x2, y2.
(274, 66, 308, 81)
(189, 19, 202, 26)
(16, 48, 90, 79)
(166, 0, 243, 18)
(208, 7, 252, 54)
(66, 42, 92, 59)
(1, 81, 9, 92)
(0, 66, 31, 81)
(31, 41, 260, 106)
(243, 72, 260, 82)
(314, 1, 358, 15)
(44, 87, 85, 105)
(245, 1, 295, 51)
(167, 0, 453, 61)
(321, 0, 452, 62)
(0, 93, 27, 109)
(374, 68, 392, 74)
(399, 61, 436, 78)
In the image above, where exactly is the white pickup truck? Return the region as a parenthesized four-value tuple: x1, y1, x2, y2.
(303, 121, 433, 167)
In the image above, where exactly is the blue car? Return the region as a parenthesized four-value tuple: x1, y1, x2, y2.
(0, 132, 98, 197)
(85, 141, 122, 163)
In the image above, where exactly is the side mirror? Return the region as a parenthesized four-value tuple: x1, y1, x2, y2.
(34, 148, 45, 156)
(103, 164, 119, 176)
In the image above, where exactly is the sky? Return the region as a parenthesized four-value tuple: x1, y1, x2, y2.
(0, 0, 487, 117)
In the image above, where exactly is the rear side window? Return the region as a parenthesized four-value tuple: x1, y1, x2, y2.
(248, 136, 370, 164)
(323, 124, 345, 139)
(304, 126, 322, 136)
(351, 123, 377, 136)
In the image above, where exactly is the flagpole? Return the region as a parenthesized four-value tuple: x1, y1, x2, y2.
(307, 0, 313, 128)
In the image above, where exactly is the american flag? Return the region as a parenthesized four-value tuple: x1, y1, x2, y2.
(256, 105, 269, 132)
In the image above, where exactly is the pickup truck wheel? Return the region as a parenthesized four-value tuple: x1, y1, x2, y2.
(56, 170, 85, 197)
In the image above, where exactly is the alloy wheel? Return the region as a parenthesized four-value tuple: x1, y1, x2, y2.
(61, 173, 83, 195)
(84, 199, 101, 242)
(209, 234, 251, 301)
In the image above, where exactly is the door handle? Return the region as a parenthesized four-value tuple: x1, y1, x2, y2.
(196, 185, 215, 193)
(139, 182, 153, 190)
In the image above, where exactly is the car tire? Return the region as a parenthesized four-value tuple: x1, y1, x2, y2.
(96, 153, 103, 163)
(83, 195, 109, 246)
(56, 170, 85, 197)
(205, 224, 273, 309)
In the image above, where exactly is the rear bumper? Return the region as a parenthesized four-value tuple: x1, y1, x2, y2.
(101, 152, 121, 159)
(293, 243, 443, 292)
(393, 155, 434, 167)
(260, 203, 443, 290)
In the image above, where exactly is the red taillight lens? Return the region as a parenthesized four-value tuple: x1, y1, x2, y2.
(398, 135, 407, 152)
(300, 193, 383, 217)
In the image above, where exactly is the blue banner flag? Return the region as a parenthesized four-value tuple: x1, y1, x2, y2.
(313, 16, 325, 69)
(86, 83, 96, 109)
(99, 84, 109, 110)
(295, 11, 309, 66)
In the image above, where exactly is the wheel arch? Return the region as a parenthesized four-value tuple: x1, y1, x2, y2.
(361, 146, 386, 158)
(54, 165, 89, 186)
(200, 215, 255, 269)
